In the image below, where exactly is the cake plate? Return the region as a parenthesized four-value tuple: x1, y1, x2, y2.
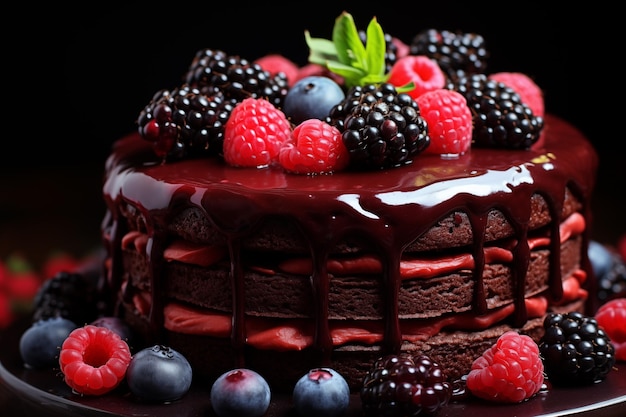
(1, 316, 625, 417)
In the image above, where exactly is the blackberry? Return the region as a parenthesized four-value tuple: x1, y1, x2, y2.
(137, 85, 237, 161)
(184, 48, 288, 109)
(327, 83, 430, 170)
(32, 271, 98, 326)
(361, 353, 452, 416)
(597, 252, 626, 303)
(358, 29, 398, 73)
(409, 29, 488, 81)
(539, 312, 616, 386)
(448, 73, 543, 149)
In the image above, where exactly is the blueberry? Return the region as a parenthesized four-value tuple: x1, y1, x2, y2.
(19, 317, 77, 369)
(210, 368, 271, 417)
(282, 76, 345, 125)
(292, 367, 350, 417)
(126, 345, 192, 403)
(588, 240, 614, 278)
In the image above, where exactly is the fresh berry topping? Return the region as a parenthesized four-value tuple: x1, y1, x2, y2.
(360, 353, 452, 416)
(184, 48, 288, 109)
(328, 83, 430, 170)
(137, 85, 237, 161)
(59, 324, 131, 395)
(595, 298, 626, 361)
(387, 55, 446, 100)
(489, 72, 544, 118)
(279, 119, 348, 174)
(223, 97, 292, 168)
(254, 54, 300, 87)
(293, 64, 344, 86)
(409, 29, 489, 81)
(448, 73, 544, 149)
(32, 271, 98, 325)
(126, 345, 193, 402)
(539, 312, 616, 386)
(292, 367, 350, 417)
(210, 368, 271, 417)
(282, 75, 346, 125)
(19, 317, 77, 369)
(416, 88, 473, 155)
(466, 331, 544, 403)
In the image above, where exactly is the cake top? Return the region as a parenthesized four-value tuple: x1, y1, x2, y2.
(133, 11, 549, 176)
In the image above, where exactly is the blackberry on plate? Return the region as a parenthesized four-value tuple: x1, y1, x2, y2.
(597, 251, 626, 303)
(184, 48, 289, 109)
(447, 73, 544, 149)
(137, 85, 237, 161)
(327, 83, 430, 170)
(361, 353, 452, 416)
(32, 270, 98, 326)
(410, 29, 488, 82)
(539, 312, 616, 386)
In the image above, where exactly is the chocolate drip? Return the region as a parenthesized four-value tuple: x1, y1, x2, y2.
(101, 115, 599, 362)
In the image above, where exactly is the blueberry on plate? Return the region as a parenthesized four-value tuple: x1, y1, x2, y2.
(292, 367, 350, 417)
(210, 368, 271, 417)
(19, 316, 77, 369)
(126, 345, 192, 403)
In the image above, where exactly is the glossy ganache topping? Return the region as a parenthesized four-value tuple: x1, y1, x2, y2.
(101, 11, 598, 359)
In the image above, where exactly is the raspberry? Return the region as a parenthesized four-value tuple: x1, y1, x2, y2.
(416, 89, 473, 155)
(278, 119, 349, 174)
(387, 55, 446, 100)
(223, 97, 292, 168)
(489, 72, 544, 118)
(595, 298, 626, 361)
(59, 324, 131, 395)
(466, 331, 544, 403)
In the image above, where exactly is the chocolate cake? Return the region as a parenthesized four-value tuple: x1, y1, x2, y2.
(100, 112, 597, 391)
(87, 13, 600, 403)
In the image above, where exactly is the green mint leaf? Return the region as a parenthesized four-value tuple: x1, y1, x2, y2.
(305, 31, 339, 65)
(364, 17, 386, 78)
(332, 12, 367, 70)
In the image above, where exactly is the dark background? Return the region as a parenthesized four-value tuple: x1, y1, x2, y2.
(1, 2, 623, 267)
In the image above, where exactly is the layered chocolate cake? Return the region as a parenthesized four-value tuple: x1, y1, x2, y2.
(91, 12, 600, 399)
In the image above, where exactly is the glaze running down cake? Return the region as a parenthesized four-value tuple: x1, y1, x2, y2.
(98, 13, 598, 394)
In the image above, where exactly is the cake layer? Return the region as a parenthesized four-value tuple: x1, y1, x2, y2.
(120, 234, 582, 320)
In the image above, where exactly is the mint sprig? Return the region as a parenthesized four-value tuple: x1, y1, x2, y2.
(306, 12, 389, 88)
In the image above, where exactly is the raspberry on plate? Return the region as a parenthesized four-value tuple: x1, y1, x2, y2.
(466, 331, 544, 403)
(595, 298, 626, 361)
(279, 119, 348, 174)
(416, 88, 473, 156)
(58, 324, 131, 396)
(223, 97, 292, 168)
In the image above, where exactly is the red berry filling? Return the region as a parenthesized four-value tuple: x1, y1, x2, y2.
(59, 324, 131, 396)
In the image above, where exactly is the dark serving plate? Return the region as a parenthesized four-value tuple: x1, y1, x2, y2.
(1, 316, 625, 417)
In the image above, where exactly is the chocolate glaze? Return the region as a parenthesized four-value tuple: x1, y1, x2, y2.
(101, 114, 598, 368)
